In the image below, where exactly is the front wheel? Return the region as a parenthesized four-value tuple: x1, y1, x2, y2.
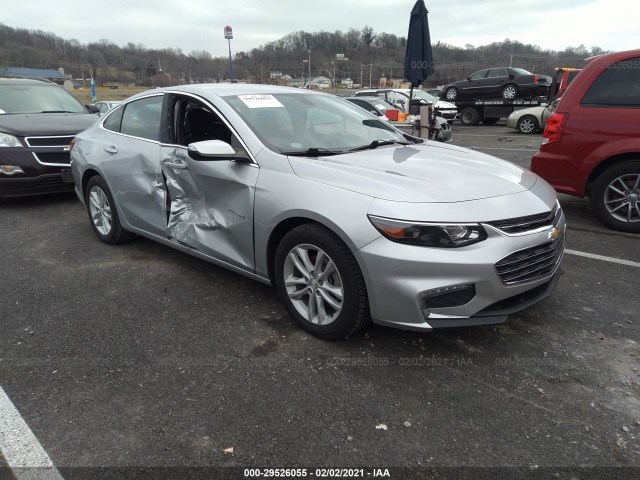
(517, 115, 539, 134)
(445, 87, 458, 100)
(590, 160, 640, 233)
(274, 224, 370, 340)
(85, 176, 134, 244)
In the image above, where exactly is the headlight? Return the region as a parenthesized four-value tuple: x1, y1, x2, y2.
(0, 133, 22, 147)
(368, 215, 487, 248)
(508, 112, 517, 118)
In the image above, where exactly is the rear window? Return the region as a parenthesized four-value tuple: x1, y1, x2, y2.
(581, 57, 640, 107)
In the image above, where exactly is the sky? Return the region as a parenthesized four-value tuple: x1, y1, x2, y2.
(2, 0, 637, 58)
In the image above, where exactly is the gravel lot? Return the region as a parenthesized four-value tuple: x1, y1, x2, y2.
(0, 122, 638, 479)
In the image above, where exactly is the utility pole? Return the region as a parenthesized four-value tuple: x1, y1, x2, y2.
(509, 54, 513, 68)
(224, 26, 234, 82)
(369, 63, 373, 88)
(360, 65, 364, 87)
(308, 50, 311, 83)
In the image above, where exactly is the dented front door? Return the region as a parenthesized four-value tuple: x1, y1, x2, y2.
(160, 146, 259, 271)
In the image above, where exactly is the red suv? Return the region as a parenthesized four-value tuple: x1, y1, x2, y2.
(531, 49, 640, 233)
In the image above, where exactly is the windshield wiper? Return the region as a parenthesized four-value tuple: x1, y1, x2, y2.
(281, 147, 344, 157)
(348, 139, 410, 152)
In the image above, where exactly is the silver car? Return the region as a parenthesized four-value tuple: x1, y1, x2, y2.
(70, 84, 565, 340)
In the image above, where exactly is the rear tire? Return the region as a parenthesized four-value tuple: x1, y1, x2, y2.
(590, 160, 640, 233)
(459, 107, 481, 126)
(274, 223, 370, 340)
(502, 84, 518, 99)
(85, 176, 134, 244)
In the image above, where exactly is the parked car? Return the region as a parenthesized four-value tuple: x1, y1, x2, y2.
(506, 105, 551, 134)
(71, 84, 565, 339)
(343, 96, 452, 142)
(550, 68, 582, 100)
(531, 48, 640, 233)
(355, 88, 458, 121)
(0, 77, 99, 197)
(441, 68, 552, 101)
(93, 100, 122, 115)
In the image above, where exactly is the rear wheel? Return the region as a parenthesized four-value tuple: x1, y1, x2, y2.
(502, 84, 518, 99)
(459, 107, 481, 126)
(85, 176, 134, 244)
(274, 223, 370, 340)
(516, 115, 539, 134)
(445, 87, 458, 101)
(590, 160, 640, 233)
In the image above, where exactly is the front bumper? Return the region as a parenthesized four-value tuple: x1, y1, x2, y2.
(0, 146, 74, 198)
(355, 210, 566, 331)
(437, 109, 458, 121)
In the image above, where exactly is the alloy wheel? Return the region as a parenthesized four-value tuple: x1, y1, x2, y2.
(283, 244, 344, 326)
(503, 85, 517, 99)
(88, 186, 112, 235)
(518, 118, 536, 133)
(604, 174, 640, 223)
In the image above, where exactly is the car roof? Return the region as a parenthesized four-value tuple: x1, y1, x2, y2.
(0, 77, 57, 85)
(585, 48, 640, 64)
(131, 83, 322, 101)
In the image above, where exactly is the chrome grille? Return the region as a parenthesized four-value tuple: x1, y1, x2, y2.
(488, 206, 558, 234)
(495, 232, 565, 285)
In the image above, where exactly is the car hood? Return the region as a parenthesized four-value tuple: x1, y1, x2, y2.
(435, 100, 457, 110)
(0, 113, 98, 136)
(287, 143, 537, 203)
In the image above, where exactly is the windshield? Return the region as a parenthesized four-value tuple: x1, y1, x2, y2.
(223, 92, 406, 154)
(409, 90, 438, 103)
(0, 83, 88, 114)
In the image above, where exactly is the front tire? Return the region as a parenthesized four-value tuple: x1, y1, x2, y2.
(85, 176, 134, 244)
(274, 223, 370, 340)
(591, 160, 640, 233)
(445, 87, 458, 100)
(517, 115, 539, 134)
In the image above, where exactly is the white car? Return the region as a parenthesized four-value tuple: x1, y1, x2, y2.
(506, 105, 551, 134)
(355, 88, 458, 121)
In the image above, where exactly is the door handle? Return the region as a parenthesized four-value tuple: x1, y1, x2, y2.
(103, 145, 118, 154)
(165, 162, 187, 170)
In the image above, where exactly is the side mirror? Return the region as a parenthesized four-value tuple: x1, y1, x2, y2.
(466, 76, 471, 81)
(188, 140, 236, 160)
(86, 104, 99, 114)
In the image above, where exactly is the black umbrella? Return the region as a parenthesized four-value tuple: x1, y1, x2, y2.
(403, 0, 434, 115)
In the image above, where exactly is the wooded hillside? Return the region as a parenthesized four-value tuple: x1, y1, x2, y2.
(0, 23, 605, 86)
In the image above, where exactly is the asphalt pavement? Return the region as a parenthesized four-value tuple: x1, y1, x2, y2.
(0, 123, 638, 479)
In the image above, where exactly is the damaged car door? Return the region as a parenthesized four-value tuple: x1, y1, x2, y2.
(160, 95, 259, 271)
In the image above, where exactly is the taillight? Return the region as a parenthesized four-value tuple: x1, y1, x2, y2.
(534, 74, 538, 83)
(542, 112, 568, 146)
(69, 138, 76, 151)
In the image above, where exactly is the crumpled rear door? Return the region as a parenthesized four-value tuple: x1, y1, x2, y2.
(160, 146, 259, 271)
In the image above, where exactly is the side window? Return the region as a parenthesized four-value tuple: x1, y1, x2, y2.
(120, 95, 163, 141)
(352, 100, 377, 114)
(103, 105, 124, 132)
(469, 70, 487, 81)
(174, 98, 233, 147)
(500, 68, 508, 77)
(487, 69, 503, 78)
(581, 58, 640, 107)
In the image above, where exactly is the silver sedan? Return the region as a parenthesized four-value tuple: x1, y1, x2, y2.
(70, 84, 565, 340)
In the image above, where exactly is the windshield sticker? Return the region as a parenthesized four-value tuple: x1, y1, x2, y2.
(237, 95, 284, 108)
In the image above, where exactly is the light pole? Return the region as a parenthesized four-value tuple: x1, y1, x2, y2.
(224, 25, 234, 82)
(308, 50, 311, 84)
